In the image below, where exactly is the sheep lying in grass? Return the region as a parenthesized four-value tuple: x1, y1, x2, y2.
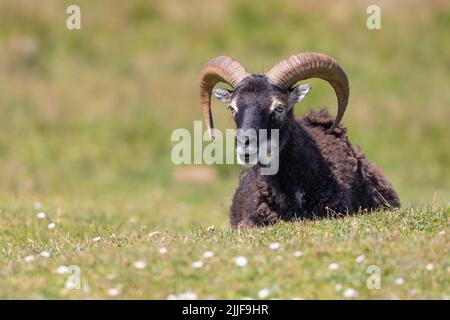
(199, 52, 400, 227)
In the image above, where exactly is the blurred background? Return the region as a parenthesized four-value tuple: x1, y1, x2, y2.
(0, 0, 448, 228)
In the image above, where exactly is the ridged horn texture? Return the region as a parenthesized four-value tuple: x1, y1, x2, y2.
(267, 52, 349, 133)
(199, 56, 249, 141)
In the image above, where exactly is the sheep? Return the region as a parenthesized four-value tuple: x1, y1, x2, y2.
(199, 53, 400, 227)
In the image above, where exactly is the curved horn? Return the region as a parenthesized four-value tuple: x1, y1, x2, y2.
(267, 52, 349, 133)
(199, 56, 249, 141)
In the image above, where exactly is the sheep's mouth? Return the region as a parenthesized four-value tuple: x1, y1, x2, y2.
(236, 151, 277, 168)
(235, 138, 279, 169)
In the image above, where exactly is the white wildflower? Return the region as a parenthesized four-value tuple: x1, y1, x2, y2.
(328, 263, 339, 270)
(395, 277, 405, 285)
(24, 255, 35, 262)
(258, 288, 270, 299)
(426, 263, 434, 271)
(159, 247, 168, 255)
(56, 265, 70, 274)
(192, 261, 204, 269)
(343, 288, 358, 298)
(356, 255, 365, 264)
(40, 251, 50, 258)
(203, 251, 214, 258)
(269, 242, 281, 250)
(34, 201, 42, 210)
(294, 251, 303, 257)
(179, 291, 198, 300)
(408, 289, 417, 296)
(133, 261, 147, 270)
(235, 256, 248, 267)
(92, 236, 101, 242)
(107, 288, 120, 296)
(48, 222, 56, 230)
(36, 212, 46, 219)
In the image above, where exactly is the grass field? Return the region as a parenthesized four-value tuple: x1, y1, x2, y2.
(0, 0, 449, 299)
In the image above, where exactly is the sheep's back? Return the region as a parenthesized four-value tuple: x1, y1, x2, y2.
(297, 109, 400, 209)
(298, 109, 358, 190)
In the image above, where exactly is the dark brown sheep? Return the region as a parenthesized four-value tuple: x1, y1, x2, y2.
(199, 53, 400, 227)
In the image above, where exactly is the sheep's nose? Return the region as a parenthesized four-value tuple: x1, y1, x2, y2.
(236, 136, 257, 156)
(237, 137, 250, 152)
(243, 136, 250, 148)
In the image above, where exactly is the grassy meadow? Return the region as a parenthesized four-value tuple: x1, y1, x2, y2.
(0, 0, 449, 299)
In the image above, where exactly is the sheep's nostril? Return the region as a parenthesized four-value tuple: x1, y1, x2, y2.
(236, 134, 258, 159)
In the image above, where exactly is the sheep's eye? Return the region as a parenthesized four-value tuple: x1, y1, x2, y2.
(273, 105, 285, 113)
(228, 106, 238, 118)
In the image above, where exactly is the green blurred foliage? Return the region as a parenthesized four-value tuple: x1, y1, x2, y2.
(0, 0, 449, 205)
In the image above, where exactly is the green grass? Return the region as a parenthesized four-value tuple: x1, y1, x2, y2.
(0, 0, 449, 299)
(0, 202, 448, 299)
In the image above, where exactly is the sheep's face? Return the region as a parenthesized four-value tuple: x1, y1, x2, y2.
(213, 75, 311, 168)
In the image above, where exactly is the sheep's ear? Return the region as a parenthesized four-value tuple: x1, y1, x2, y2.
(288, 84, 312, 108)
(212, 88, 232, 105)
